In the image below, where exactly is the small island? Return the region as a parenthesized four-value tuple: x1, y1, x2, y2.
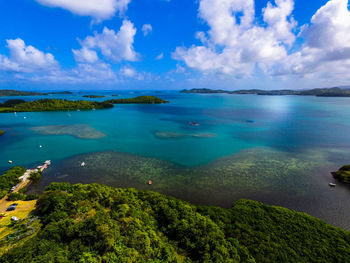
(0, 89, 73, 97)
(105, 95, 168, 104)
(0, 130, 4, 136)
(332, 165, 350, 183)
(181, 87, 350, 97)
(82, 95, 106, 98)
(0, 99, 113, 113)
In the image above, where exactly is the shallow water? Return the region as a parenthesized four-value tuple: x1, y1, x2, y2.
(1, 91, 350, 229)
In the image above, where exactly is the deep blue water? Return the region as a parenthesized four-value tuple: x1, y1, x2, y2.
(1, 91, 350, 229)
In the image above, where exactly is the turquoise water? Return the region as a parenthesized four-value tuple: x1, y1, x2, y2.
(1, 91, 350, 229)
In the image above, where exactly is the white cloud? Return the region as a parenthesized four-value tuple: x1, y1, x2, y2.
(173, 0, 350, 83)
(72, 46, 98, 63)
(173, 0, 295, 77)
(155, 53, 164, 60)
(0, 38, 58, 73)
(80, 20, 139, 62)
(36, 0, 131, 21)
(263, 0, 296, 45)
(273, 0, 350, 78)
(142, 24, 152, 36)
(120, 66, 137, 77)
(30, 61, 117, 83)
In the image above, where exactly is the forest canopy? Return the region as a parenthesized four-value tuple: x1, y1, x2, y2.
(1, 182, 350, 263)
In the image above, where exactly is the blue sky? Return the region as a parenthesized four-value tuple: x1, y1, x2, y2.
(0, 0, 349, 90)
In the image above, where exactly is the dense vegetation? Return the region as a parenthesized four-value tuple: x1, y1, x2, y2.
(0, 89, 72, 96)
(332, 165, 350, 183)
(105, 96, 168, 104)
(1, 182, 350, 262)
(0, 167, 25, 199)
(0, 130, 4, 136)
(0, 99, 113, 113)
(181, 87, 350, 97)
(0, 90, 43, 96)
(83, 95, 106, 98)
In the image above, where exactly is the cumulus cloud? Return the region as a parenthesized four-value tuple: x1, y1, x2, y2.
(142, 24, 152, 36)
(0, 38, 58, 73)
(173, 0, 295, 77)
(273, 0, 350, 78)
(72, 46, 98, 63)
(79, 20, 139, 62)
(120, 66, 137, 77)
(36, 0, 131, 21)
(174, 0, 350, 82)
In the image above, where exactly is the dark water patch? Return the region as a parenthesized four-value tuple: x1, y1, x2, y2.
(28, 147, 350, 230)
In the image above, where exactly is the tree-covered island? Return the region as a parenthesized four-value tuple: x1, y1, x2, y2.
(0, 90, 73, 97)
(105, 95, 168, 104)
(332, 165, 350, 183)
(181, 87, 350, 97)
(0, 99, 113, 113)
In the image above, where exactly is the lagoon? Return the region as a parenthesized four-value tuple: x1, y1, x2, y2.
(1, 91, 350, 229)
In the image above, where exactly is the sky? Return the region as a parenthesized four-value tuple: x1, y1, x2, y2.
(0, 0, 349, 90)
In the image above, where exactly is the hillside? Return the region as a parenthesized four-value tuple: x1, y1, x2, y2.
(105, 96, 168, 104)
(0, 90, 73, 97)
(181, 87, 350, 97)
(0, 182, 349, 262)
(0, 99, 113, 113)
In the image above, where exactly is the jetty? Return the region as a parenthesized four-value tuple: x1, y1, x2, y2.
(10, 160, 51, 193)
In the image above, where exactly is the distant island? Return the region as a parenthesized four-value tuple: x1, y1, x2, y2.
(0, 96, 168, 113)
(105, 95, 168, 104)
(0, 89, 73, 97)
(82, 95, 106, 98)
(332, 165, 350, 183)
(0, 99, 113, 113)
(0, 130, 4, 136)
(181, 87, 350, 97)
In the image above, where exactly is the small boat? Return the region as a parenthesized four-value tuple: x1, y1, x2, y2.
(77, 109, 80, 112)
(189, 122, 200, 126)
(329, 183, 336, 187)
(148, 180, 152, 185)
(81, 162, 85, 167)
(23, 116, 27, 119)
(92, 108, 96, 111)
(39, 145, 43, 148)
(8, 160, 13, 164)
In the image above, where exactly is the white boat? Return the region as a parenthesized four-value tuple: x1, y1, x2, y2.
(81, 162, 86, 167)
(39, 145, 43, 148)
(8, 160, 13, 164)
(23, 116, 27, 119)
(329, 183, 336, 187)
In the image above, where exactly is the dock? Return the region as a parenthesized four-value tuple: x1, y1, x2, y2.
(10, 160, 51, 193)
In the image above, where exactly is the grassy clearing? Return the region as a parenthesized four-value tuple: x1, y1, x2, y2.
(0, 200, 37, 237)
